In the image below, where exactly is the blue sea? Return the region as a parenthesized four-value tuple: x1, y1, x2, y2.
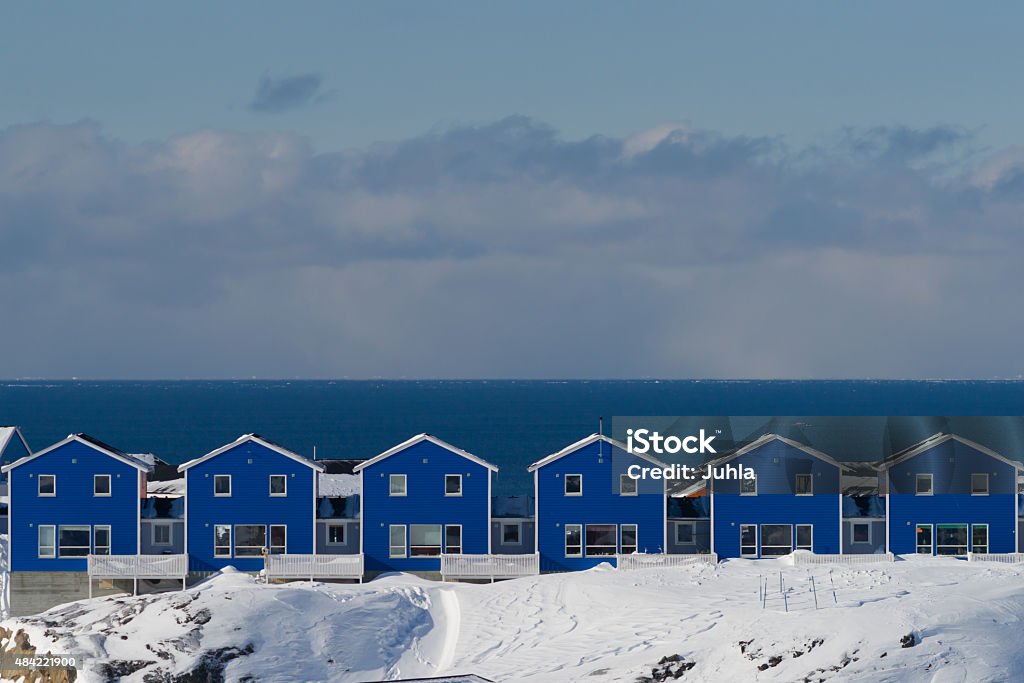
(3, 379, 1024, 496)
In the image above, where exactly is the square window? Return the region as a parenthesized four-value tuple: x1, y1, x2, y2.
(852, 523, 871, 544)
(38, 525, 56, 559)
(445, 474, 462, 496)
(327, 524, 346, 545)
(916, 473, 933, 496)
(214, 525, 232, 558)
(38, 474, 56, 497)
(795, 474, 812, 496)
(971, 473, 989, 496)
(740, 474, 757, 496)
(564, 474, 582, 496)
(410, 524, 442, 556)
(269, 475, 287, 497)
(675, 522, 695, 545)
(389, 525, 407, 558)
(585, 524, 617, 556)
(501, 523, 521, 545)
(389, 474, 407, 496)
(153, 523, 172, 546)
(94, 474, 111, 496)
(619, 474, 637, 496)
(214, 475, 232, 496)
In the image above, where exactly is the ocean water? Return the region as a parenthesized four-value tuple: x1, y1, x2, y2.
(2, 379, 1024, 496)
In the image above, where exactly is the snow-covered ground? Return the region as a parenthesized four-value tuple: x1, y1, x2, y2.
(3, 558, 1024, 682)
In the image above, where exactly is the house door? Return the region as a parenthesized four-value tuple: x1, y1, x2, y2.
(795, 524, 813, 552)
(740, 525, 758, 558)
(915, 524, 933, 554)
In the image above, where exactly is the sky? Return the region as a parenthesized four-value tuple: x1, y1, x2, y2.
(1, 3, 1023, 379)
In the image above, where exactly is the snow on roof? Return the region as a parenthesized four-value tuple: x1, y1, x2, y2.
(0, 426, 29, 457)
(318, 472, 360, 498)
(353, 434, 498, 473)
(1, 433, 153, 473)
(876, 433, 1024, 472)
(527, 433, 667, 472)
(178, 434, 325, 473)
(148, 478, 185, 498)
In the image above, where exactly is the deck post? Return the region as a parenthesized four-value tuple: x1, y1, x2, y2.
(133, 577, 138, 596)
(88, 577, 93, 600)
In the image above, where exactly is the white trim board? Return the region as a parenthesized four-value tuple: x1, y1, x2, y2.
(353, 433, 498, 473)
(178, 434, 325, 473)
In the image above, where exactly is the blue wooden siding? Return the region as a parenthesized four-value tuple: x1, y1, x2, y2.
(535, 439, 665, 572)
(184, 441, 317, 572)
(1, 431, 31, 463)
(887, 439, 1017, 554)
(315, 520, 361, 555)
(490, 520, 535, 554)
(712, 439, 842, 558)
(361, 440, 491, 572)
(667, 518, 711, 554)
(842, 520, 887, 554)
(9, 440, 141, 572)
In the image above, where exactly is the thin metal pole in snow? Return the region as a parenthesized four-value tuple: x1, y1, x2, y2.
(779, 571, 783, 594)
(829, 569, 838, 604)
(762, 577, 768, 609)
(758, 574, 762, 602)
(810, 575, 818, 609)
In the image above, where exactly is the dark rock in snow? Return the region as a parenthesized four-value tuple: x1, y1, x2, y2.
(901, 633, 917, 648)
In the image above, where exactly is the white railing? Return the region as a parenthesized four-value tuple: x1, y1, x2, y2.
(968, 553, 1024, 564)
(440, 553, 539, 580)
(88, 554, 189, 578)
(616, 553, 718, 571)
(791, 552, 894, 566)
(265, 554, 364, 580)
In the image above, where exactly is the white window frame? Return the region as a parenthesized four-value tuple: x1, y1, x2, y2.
(214, 524, 232, 558)
(269, 474, 288, 497)
(915, 473, 933, 496)
(38, 524, 56, 558)
(58, 525, 91, 558)
(972, 523, 989, 554)
(93, 474, 112, 497)
(269, 524, 287, 555)
(500, 522, 522, 546)
(445, 524, 463, 554)
(795, 524, 813, 552)
(564, 474, 583, 496)
(584, 523, 618, 557)
(38, 474, 56, 497)
(760, 523, 793, 557)
(152, 522, 173, 546)
(794, 473, 813, 496)
(564, 523, 582, 558)
(619, 474, 638, 496)
(409, 524, 443, 557)
(326, 522, 346, 546)
(389, 474, 407, 497)
(851, 522, 872, 545)
(740, 524, 758, 558)
(389, 524, 407, 558)
(94, 524, 112, 555)
(444, 474, 463, 497)
(740, 474, 757, 496)
(935, 523, 969, 556)
(620, 523, 638, 555)
(675, 521, 696, 546)
(971, 473, 989, 496)
(214, 475, 232, 497)
(915, 523, 933, 555)
(234, 524, 267, 557)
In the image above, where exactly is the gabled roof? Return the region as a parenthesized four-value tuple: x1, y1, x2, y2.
(352, 434, 498, 473)
(178, 433, 325, 473)
(669, 433, 849, 498)
(527, 433, 667, 472)
(1, 433, 154, 473)
(0, 426, 30, 459)
(876, 433, 1024, 472)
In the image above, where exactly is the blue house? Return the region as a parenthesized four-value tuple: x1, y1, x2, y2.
(179, 434, 324, 572)
(2, 434, 153, 572)
(529, 434, 666, 572)
(880, 433, 1022, 556)
(692, 433, 846, 559)
(354, 434, 496, 574)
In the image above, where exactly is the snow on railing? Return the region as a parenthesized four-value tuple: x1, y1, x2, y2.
(616, 553, 718, 571)
(440, 553, 539, 580)
(968, 553, 1024, 564)
(791, 552, 894, 566)
(265, 554, 364, 581)
(87, 554, 188, 578)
